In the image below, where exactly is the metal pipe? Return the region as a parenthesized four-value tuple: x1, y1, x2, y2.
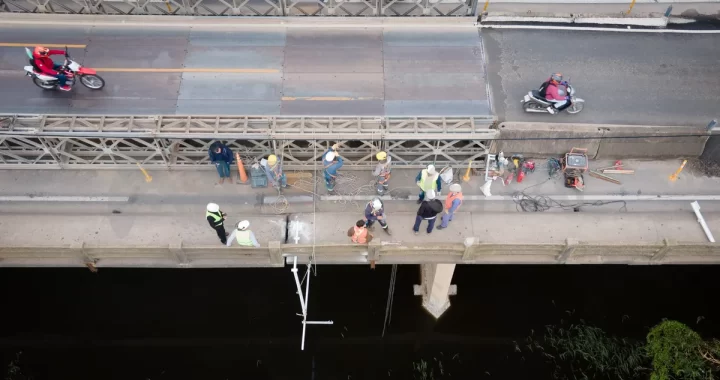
(691, 201, 715, 243)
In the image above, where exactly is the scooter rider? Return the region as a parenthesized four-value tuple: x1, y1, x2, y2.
(542, 73, 571, 114)
(32, 46, 71, 92)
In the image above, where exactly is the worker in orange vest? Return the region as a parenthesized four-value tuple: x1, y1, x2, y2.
(347, 219, 373, 244)
(438, 183, 463, 230)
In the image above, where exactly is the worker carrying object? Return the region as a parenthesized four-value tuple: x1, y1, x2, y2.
(438, 183, 463, 230)
(373, 151, 392, 195)
(262, 154, 287, 189)
(226, 220, 261, 247)
(364, 198, 391, 235)
(348, 219, 373, 244)
(415, 164, 442, 204)
(208, 141, 234, 185)
(323, 144, 344, 192)
(413, 189, 443, 235)
(206, 203, 228, 245)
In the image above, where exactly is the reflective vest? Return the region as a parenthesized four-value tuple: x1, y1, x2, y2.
(416, 169, 438, 192)
(235, 230, 254, 246)
(351, 226, 368, 244)
(206, 210, 223, 227)
(445, 192, 463, 211)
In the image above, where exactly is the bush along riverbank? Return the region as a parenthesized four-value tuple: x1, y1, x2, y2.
(513, 320, 720, 380)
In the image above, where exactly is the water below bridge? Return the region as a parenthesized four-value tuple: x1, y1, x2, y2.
(1, 265, 719, 379)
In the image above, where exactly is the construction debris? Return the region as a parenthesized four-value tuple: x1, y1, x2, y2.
(601, 169, 635, 174)
(589, 170, 621, 185)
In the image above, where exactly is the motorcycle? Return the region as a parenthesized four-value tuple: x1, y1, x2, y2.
(23, 46, 105, 91)
(521, 83, 584, 114)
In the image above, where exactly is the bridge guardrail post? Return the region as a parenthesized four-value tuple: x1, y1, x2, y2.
(269, 241, 283, 266)
(557, 238, 578, 263)
(169, 242, 189, 266)
(651, 238, 673, 262)
(461, 237, 476, 261)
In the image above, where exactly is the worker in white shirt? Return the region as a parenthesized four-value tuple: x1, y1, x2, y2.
(226, 220, 261, 247)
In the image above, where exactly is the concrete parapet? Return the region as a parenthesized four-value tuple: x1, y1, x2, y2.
(495, 122, 710, 159)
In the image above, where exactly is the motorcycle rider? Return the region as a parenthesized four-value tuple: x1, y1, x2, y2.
(542, 73, 571, 114)
(32, 46, 71, 92)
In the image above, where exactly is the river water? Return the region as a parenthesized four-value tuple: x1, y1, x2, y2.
(1, 265, 719, 379)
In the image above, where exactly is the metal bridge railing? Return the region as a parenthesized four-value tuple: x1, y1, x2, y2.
(0, 114, 498, 170)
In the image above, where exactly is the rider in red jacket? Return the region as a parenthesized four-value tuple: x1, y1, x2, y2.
(32, 46, 71, 91)
(543, 72, 570, 114)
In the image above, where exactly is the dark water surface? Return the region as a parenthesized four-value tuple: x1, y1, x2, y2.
(1, 265, 719, 379)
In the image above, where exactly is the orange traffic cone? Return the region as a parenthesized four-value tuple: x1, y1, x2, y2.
(235, 153, 248, 183)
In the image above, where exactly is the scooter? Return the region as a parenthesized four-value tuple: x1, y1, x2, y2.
(521, 83, 585, 114)
(24, 46, 105, 91)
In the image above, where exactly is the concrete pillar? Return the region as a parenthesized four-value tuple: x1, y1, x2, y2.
(414, 263, 457, 319)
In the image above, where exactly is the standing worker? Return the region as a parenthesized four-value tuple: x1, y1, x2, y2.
(323, 144, 344, 192)
(415, 164, 442, 204)
(226, 220, 261, 248)
(373, 151, 392, 195)
(208, 141, 234, 185)
(438, 183, 463, 230)
(364, 198, 391, 235)
(348, 220, 373, 244)
(262, 154, 287, 189)
(413, 189, 443, 235)
(206, 203, 228, 245)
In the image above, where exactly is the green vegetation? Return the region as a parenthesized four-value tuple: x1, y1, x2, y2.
(646, 320, 720, 380)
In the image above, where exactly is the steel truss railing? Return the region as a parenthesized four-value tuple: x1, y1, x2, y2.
(0, 114, 498, 170)
(0, 0, 479, 16)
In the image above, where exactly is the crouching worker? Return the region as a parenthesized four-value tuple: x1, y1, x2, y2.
(227, 220, 261, 247)
(348, 220, 373, 244)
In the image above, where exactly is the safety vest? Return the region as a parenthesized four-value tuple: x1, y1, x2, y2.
(445, 192, 463, 211)
(206, 210, 223, 227)
(235, 230, 254, 246)
(416, 169, 438, 192)
(351, 226, 368, 244)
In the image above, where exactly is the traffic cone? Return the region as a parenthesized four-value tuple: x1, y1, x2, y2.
(235, 153, 248, 183)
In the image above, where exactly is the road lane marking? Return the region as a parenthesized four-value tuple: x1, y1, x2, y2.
(0, 196, 129, 202)
(282, 96, 380, 101)
(93, 68, 279, 73)
(0, 43, 87, 48)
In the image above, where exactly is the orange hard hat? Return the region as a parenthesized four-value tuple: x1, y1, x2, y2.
(34, 46, 49, 56)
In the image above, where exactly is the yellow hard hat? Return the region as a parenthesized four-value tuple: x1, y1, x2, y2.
(376, 151, 387, 160)
(268, 154, 277, 165)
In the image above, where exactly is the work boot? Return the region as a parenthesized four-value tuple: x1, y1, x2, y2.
(58, 85, 71, 92)
(383, 226, 392, 235)
(437, 225, 445, 230)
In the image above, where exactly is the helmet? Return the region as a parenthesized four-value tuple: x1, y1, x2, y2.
(449, 183, 462, 193)
(551, 73, 563, 83)
(325, 151, 336, 162)
(426, 189, 437, 200)
(237, 220, 250, 230)
(206, 203, 220, 212)
(372, 198, 382, 210)
(376, 151, 387, 161)
(34, 46, 49, 57)
(268, 154, 277, 166)
(426, 164, 437, 176)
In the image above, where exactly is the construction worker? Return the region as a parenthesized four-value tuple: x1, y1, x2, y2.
(227, 220, 261, 248)
(373, 151, 391, 195)
(438, 183, 463, 230)
(208, 141, 234, 185)
(413, 189, 443, 235)
(263, 154, 287, 189)
(323, 144, 343, 192)
(364, 198, 391, 235)
(347, 219, 373, 244)
(415, 164, 442, 204)
(206, 203, 228, 245)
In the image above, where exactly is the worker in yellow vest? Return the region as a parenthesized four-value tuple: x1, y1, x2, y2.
(347, 220, 373, 244)
(226, 220, 261, 247)
(206, 203, 228, 244)
(438, 183, 463, 230)
(415, 164, 442, 204)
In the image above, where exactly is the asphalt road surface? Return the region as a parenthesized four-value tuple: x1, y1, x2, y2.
(0, 24, 490, 116)
(483, 29, 720, 127)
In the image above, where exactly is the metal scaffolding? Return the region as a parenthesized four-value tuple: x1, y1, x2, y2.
(0, 114, 498, 170)
(0, 0, 479, 16)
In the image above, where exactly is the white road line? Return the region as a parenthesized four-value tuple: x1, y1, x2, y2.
(480, 24, 720, 34)
(0, 196, 130, 202)
(322, 195, 720, 201)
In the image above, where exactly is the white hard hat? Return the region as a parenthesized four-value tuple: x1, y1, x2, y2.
(426, 189, 436, 200)
(449, 183, 462, 193)
(206, 203, 220, 212)
(372, 198, 382, 210)
(325, 151, 336, 162)
(427, 164, 436, 175)
(237, 220, 250, 230)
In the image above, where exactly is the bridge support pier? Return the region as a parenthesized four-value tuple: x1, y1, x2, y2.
(414, 263, 457, 319)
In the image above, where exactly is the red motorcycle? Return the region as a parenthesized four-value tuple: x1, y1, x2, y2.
(24, 46, 105, 91)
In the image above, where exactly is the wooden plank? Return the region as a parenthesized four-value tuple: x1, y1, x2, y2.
(589, 170, 621, 185)
(602, 169, 635, 174)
